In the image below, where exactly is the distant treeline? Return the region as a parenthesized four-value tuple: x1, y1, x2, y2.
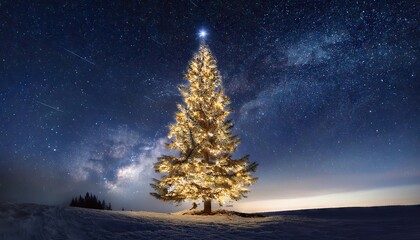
(70, 192, 112, 210)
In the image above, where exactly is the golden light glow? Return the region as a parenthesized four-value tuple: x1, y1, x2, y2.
(150, 42, 258, 207)
(234, 185, 420, 213)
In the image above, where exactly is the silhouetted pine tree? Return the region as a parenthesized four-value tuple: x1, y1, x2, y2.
(70, 198, 76, 207)
(78, 195, 84, 206)
(69, 192, 112, 210)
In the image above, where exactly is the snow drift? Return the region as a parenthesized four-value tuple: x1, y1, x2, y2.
(0, 203, 419, 239)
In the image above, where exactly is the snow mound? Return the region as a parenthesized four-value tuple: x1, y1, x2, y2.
(1, 202, 419, 239)
(174, 209, 265, 218)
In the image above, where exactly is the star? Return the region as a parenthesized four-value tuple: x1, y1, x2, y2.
(198, 29, 207, 38)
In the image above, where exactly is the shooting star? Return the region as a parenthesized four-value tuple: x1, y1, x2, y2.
(151, 37, 163, 46)
(144, 96, 157, 102)
(190, 0, 197, 7)
(35, 100, 64, 113)
(260, 26, 270, 34)
(62, 47, 95, 65)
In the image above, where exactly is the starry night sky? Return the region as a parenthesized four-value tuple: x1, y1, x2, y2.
(1, 1, 419, 212)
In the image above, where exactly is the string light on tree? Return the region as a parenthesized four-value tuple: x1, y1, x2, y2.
(150, 34, 258, 214)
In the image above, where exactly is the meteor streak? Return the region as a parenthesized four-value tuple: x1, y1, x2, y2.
(35, 100, 64, 113)
(144, 96, 157, 102)
(62, 47, 95, 65)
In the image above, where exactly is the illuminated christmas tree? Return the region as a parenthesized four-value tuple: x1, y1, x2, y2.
(150, 40, 258, 214)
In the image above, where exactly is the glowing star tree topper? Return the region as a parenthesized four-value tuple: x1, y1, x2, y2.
(150, 40, 258, 214)
(198, 29, 207, 38)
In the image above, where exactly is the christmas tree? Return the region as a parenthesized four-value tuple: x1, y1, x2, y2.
(150, 41, 258, 214)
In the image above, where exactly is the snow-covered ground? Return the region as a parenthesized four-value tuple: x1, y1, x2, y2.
(0, 202, 419, 239)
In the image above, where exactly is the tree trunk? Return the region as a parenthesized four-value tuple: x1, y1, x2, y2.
(203, 199, 211, 214)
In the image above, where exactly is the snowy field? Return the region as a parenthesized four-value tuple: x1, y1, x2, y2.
(0, 203, 419, 240)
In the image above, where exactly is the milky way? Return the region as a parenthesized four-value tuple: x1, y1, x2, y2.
(0, 1, 419, 211)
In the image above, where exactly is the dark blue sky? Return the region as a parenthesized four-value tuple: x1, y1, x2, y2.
(0, 1, 419, 212)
